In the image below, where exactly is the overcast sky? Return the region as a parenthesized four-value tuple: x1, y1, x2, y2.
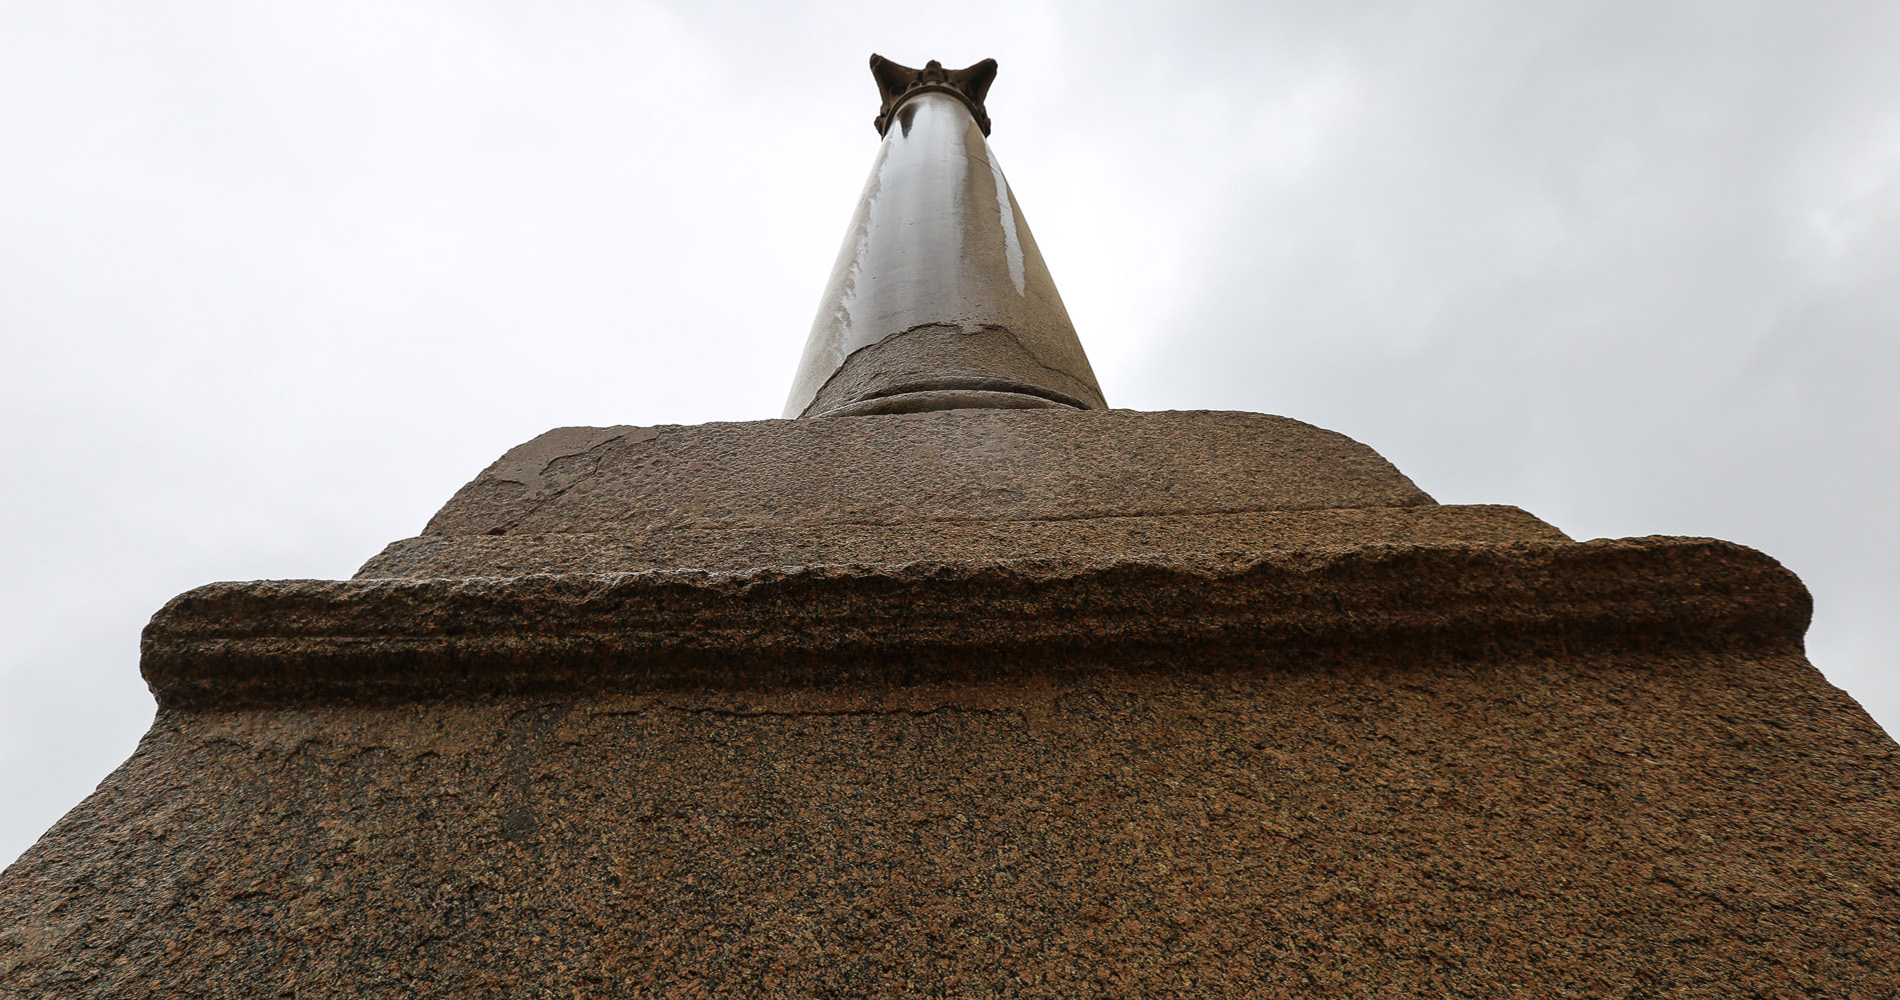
(3, 1, 1895, 868)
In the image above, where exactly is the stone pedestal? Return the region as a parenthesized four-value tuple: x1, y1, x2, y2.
(2, 409, 1894, 997)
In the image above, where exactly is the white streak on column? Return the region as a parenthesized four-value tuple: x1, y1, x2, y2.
(988, 149, 1026, 295)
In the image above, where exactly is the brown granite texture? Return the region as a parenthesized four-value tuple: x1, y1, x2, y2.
(400, 409, 1433, 538)
(359, 505, 1563, 578)
(157, 537, 1794, 711)
(360, 409, 1453, 579)
(3, 408, 1895, 997)
(4, 648, 1896, 996)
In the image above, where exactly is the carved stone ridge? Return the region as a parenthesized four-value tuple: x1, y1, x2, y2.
(870, 54, 998, 136)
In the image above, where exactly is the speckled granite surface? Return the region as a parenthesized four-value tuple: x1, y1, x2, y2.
(361, 409, 1441, 579)
(358, 505, 1563, 579)
(151, 537, 1798, 710)
(4, 646, 1895, 997)
(357, 409, 1559, 580)
(3, 409, 1894, 997)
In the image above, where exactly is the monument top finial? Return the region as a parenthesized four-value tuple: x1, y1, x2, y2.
(870, 54, 998, 136)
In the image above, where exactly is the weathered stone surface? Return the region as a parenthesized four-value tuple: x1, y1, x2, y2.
(800, 325, 1105, 418)
(4, 645, 1895, 997)
(361, 505, 1562, 578)
(357, 408, 1547, 579)
(5, 404, 1893, 997)
(393, 409, 1435, 551)
(164, 537, 1801, 711)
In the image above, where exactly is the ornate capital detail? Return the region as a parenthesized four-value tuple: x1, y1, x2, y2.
(870, 54, 998, 136)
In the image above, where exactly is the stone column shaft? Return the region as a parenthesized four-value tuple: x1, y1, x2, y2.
(784, 60, 1106, 419)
